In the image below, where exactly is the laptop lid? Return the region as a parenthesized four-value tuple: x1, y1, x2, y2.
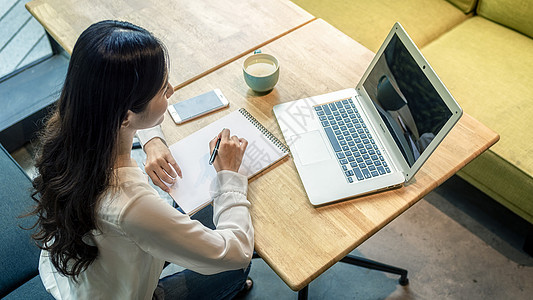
(355, 23, 463, 182)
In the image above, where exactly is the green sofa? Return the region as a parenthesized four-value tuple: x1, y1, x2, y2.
(291, 0, 533, 225)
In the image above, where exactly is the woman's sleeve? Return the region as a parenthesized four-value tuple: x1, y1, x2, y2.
(120, 170, 254, 275)
(136, 126, 167, 149)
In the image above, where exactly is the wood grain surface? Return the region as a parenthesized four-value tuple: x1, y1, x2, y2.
(26, 0, 315, 89)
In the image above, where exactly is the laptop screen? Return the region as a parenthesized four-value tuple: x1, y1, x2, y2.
(362, 34, 452, 167)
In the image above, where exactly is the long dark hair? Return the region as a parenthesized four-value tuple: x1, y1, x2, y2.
(30, 20, 169, 278)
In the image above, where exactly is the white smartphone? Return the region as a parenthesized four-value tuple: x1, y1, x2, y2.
(168, 89, 229, 124)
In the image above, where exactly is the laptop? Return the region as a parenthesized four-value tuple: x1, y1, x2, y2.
(273, 22, 462, 206)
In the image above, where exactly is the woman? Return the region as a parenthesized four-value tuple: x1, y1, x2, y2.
(30, 20, 254, 299)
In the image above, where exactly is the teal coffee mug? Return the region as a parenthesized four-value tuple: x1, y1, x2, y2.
(243, 50, 279, 92)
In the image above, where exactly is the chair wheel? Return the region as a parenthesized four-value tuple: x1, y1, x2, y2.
(399, 277, 409, 286)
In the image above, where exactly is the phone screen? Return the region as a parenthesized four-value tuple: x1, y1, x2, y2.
(171, 90, 226, 122)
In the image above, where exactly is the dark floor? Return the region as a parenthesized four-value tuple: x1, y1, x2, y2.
(10, 143, 533, 300)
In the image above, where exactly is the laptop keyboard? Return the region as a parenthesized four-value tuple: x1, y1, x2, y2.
(314, 98, 391, 183)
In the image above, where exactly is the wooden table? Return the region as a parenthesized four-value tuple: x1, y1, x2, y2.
(160, 19, 499, 292)
(26, 0, 315, 89)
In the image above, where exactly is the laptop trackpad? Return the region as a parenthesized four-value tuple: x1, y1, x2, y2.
(292, 131, 331, 165)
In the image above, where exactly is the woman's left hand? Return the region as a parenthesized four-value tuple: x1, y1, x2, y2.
(144, 138, 182, 192)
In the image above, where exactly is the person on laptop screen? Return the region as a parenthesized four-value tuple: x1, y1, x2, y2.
(365, 34, 452, 166)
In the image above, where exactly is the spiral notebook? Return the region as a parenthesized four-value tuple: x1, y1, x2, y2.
(168, 108, 289, 214)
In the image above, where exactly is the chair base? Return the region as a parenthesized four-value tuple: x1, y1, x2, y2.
(252, 252, 409, 299)
(298, 255, 409, 299)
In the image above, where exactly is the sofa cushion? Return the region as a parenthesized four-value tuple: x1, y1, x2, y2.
(422, 16, 533, 175)
(422, 16, 533, 222)
(459, 151, 533, 223)
(0, 144, 41, 297)
(291, 0, 471, 52)
(477, 0, 533, 38)
(447, 0, 478, 13)
(3, 275, 53, 300)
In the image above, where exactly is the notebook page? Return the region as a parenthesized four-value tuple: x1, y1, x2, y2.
(168, 109, 288, 214)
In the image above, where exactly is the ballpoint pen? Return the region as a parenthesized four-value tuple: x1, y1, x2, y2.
(208, 136, 221, 165)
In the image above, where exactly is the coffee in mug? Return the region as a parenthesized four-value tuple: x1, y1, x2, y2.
(243, 50, 279, 92)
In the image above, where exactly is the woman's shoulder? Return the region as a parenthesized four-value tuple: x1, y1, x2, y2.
(116, 166, 150, 183)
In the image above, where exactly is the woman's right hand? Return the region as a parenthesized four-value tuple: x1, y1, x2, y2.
(209, 128, 248, 173)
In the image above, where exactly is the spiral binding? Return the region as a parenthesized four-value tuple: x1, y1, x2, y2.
(238, 108, 289, 153)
